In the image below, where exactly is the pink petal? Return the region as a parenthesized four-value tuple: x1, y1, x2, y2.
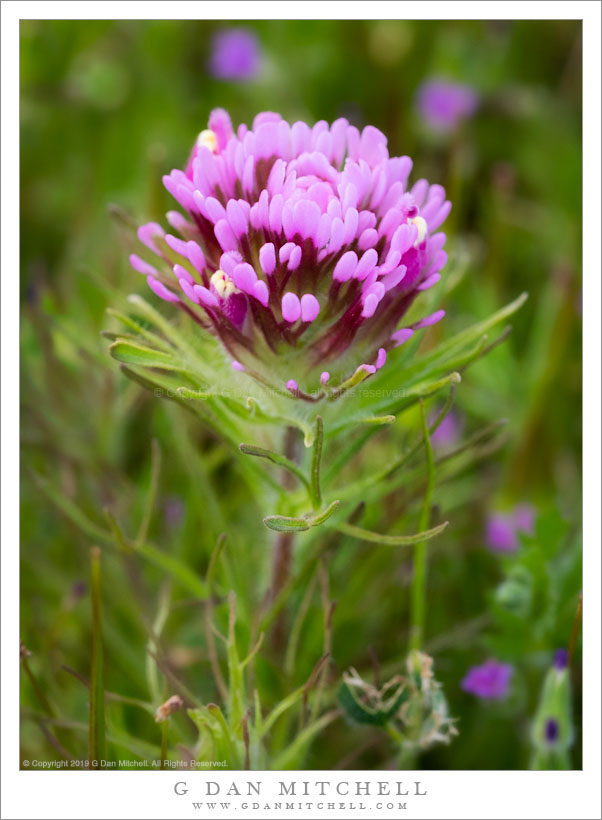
(204, 197, 227, 224)
(226, 199, 248, 238)
(259, 243, 276, 275)
(130, 254, 158, 276)
(300, 294, 320, 322)
(253, 279, 269, 306)
(361, 293, 379, 318)
(333, 250, 358, 282)
(173, 263, 194, 284)
(193, 285, 218, 307)
(279, 242, 296, 263)
(288, 245, 302, 271)
(281, 292, 301, 323)
(214, 220, 238, 251)
(358, 228, 378, 250)
(208, 107, 234, 151)
(417, 273, 441, 291)
(232, 263, 257, 293)
(186, 241, 206, 274)
(391, 328, 414, 347)
(147, 276, 179, 303)
(178, 278, 200, 303)
(414, 309, 445, 329)
(137, 222, 164, 253)
(354, 248, 378, 280)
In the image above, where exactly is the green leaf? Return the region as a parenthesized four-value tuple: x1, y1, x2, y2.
(272, 710, 339, 769)
(135, 438, 161, 546)
(328, 371, 461, 434)
(307, 500, 340, 527)
(106, 307, 174, 352)
(239, 443, 311, 495)
(338, 680, 409, 727)
(263, 500, 340, 532)
(263, 515, 311, 533)
(109, 339, 181, 369)
(32, 473, 113, 547)
(358, 415, 396, 425)
(226, 593, 246, 733)
(332, 520, 448, 546)
(133, 541, 207, 599)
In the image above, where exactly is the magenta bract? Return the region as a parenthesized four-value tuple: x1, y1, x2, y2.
(131, 109, 451, 397)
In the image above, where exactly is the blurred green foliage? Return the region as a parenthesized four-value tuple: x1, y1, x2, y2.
(20, 20, 581, 770)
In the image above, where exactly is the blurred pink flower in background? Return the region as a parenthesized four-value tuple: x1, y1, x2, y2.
(485, 503, 536, 553)
(209, 28, 262, 81)
(430, 409, 462, 449)
(416, 79, 478, 132)
(461, 659, 513, 699)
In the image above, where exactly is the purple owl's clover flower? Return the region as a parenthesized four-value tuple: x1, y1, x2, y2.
(461, 659, 513, 700)
(209, 29, 261, 81)
(130, 109, 451, 398)
(485, 503, 536, 553)
(417, 79, 478, 133)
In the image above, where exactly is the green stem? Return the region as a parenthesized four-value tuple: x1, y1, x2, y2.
(160, 721, 168, 770)
(21, 657, 55, 718)
(269, 427, 299, 648)
(410, 401, 435, 651)
(397, 740, 418, 770)
(310, 416, 324, 509)
(89, 547, 106, 768)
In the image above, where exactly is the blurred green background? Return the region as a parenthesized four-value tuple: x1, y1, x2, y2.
(20, 20, 582, 770)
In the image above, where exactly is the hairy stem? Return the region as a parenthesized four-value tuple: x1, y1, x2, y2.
(269, 427, 298, 648)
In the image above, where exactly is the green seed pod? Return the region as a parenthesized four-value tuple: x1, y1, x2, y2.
(530, 660, 573, 770)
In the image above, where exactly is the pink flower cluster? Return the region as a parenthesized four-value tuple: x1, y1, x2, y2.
(130, 109, 451, 397)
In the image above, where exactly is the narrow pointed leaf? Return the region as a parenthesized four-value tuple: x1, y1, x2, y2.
(333, 520, 448, 545)
(240, 443, 310, 493)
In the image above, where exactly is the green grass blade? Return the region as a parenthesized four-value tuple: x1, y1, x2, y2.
(410, 400, 436, 650)
(89, 547, 106, 768)
(136, 438, 162, 546)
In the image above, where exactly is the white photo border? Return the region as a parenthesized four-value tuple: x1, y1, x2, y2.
(2, 3, 600, 819)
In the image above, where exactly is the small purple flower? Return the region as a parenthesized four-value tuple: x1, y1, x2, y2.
(545, 718, 559, 743)
(417, 79, 478, 133)
(554, 648, 569, 670)
(461, 659, 513, 700)
(430, 409, 461, 449)
(485, 513, 518, 553)
(485, 503, 536, 553)
(209, 29, 261, 81)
